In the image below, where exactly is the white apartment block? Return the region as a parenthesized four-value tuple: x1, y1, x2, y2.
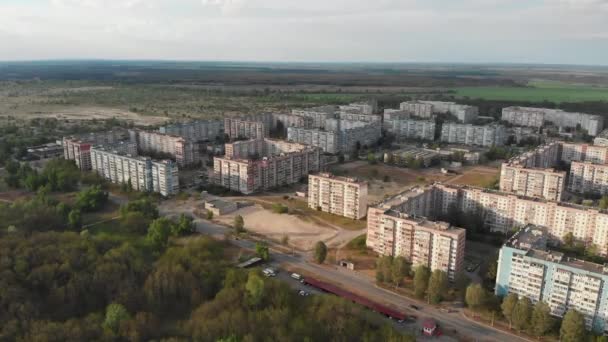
(594, 129, 608, 147)
(63, 130, 132, 170)
(385, 118, 436, 141)
(291, 106, 337, 129)
(159, 120, 223, 142)
(91, 147, 179, 196)
(338, 112, 382, 123)
(383, 109, 411, 130)
(419, 101, 479, 123)
(270, 113, 313, 130)
(366, 189, 465, 281)
(568, 162, 608, 195)
(129, 130, 200, 167)
(499, 165, 566, 201)
(339, 101, 377, 115)
(308, 173, 368, 220)
(224, 118, 267, 140)
(287, 127, 340, 154)
(399, 101, 434, 118)
(501, 106, 604, 136)
(440, 123, 506, 147)
(213, 139, 321, 194)
(561, 143, 608, 164)
(496, 226, 608, 333)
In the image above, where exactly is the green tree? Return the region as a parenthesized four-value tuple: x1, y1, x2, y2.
(391, 256, 409, 287)
(512, 297, 532, 332)
(76, 185, 108, 212)
(314, 241, 327, 264)
(500, 293, 518, 329)
(465, 284, 486, 312)
(563, 232, 574, 247)
(413, 265, 431, 299)
(233, 215, 244, 233)
(427, 270, 448, 304)
(271, 203, 288, 214)
(172, 214, 195, 236)
(206, 210, 214, 220)
(67, 209, 82, 230)
(560, 309, 586, 342)
(147, 217, 173, 251)
(103, 303, 131, 333)
(120, 211, 150, 234)
(255, 242, 270, 261)
(600, 196, 608, 209)
(454, 272, 471, 300)
(376, 256, 393, 284)
(281, 235, 289, 246)
(245, 271, 265, 307)
(530, 301, 554, 337)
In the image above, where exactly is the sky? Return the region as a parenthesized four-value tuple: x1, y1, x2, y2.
(1, 0, 608, 65)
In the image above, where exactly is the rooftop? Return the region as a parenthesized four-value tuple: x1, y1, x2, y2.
(311, 172, 364, 185)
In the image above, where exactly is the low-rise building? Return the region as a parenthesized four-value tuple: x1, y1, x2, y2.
(495, 226, 608, 333)
(384, 147, 439, 167)
(308, 173, 368, 219)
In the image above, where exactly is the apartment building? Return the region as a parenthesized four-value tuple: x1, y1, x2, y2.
(90, 146, 179, 196)
(366, 183, 608, 255)
(339, 121, 382, 152)
(159, 120, 223, 142)
(568, 162, 608, 195)
(63, 130, 132, 170)
(383, 109, 411, 130)
(308, 173, 368, 219)
(419, 101, 479, 123)
(440, 123, 506, 147)
(366, 188, 466, 280)
(270, 113, 313, 130)
(291, 106, 337, 129)
(495, 226, 608, 333)
(213, 139, 321, 194)
(339, 101, 377, 115)
(499, 165, 566, 201)
(561, 143, 608, 164)
(385, 117, 436, 141)
(399, 101, 434, 118)
(338, 112, 382, 123)
(224, 117, 267, 140)
(501, 107, 604, 136)
(287, 127, 340, 154)
(593, 129, 608, 147)
(129, 130, 200, 167)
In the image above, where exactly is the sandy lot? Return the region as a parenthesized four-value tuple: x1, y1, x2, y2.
(0, 106, 169, 126)
(446, 165, 500, 187)
(218, 205, 337, 251)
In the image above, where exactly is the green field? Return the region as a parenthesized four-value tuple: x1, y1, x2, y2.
(452, 82, 608, 102)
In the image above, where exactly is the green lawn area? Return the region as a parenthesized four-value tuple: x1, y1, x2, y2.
(452, 82, 608, 102)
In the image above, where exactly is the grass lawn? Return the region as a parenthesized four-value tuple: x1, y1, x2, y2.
(451, 84, 608, 102)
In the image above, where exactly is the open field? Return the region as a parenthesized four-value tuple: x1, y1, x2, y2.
(445, 165, 500, 188)
(452, 84, 608, 102)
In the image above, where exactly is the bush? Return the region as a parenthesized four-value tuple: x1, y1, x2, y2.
(271, 203, 288, 214)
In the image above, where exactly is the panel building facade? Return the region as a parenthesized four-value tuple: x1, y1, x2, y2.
(129, 130, 200, 167)
(159, 120, 223, 142)
(308, 173, 368, 220)
(502, 106, 604, 136)
(440, 123, 507, 147)
(63, 130, 133, 170)
(224, 118, 267, 140)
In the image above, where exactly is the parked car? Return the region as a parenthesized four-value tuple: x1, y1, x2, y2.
(298, 290, 309, 296)
(262, 268, 277, 277)
(291, 273, 302, 281)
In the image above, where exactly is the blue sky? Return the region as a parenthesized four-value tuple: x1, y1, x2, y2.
(1, 0, 607, 65)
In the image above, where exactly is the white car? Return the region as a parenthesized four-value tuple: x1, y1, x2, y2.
(262, 268, 277, 277)
(290, 273, 302, 281)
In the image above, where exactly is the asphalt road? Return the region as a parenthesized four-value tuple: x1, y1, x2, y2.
(192, 217, 529, 342)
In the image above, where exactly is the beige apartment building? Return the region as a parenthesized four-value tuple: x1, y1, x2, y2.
(224, 118, 267, 140)
(308, 173, 368, 220)
(129, 129, 200, 167)
(568, 162, 608, 195)
(366, 189, 465, 280)
(499, 165, 566, 201)
(367, 183, 608, 256)
(63, 130, 133, 170)
(213, 139, 321, 194)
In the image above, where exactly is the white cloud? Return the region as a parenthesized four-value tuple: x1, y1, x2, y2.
(0, 0, 605, 64)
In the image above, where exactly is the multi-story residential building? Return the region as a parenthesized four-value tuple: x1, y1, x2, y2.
(91, 146, 179, 196)
(568, 162, 608, 195)
(63, 130, 132, 170)
(399, 101, 434, 118)
(159, 120, 223, 142)
(366, 183, 608, 255)
(419, 101, 479, 123)
(270, 113, 313, 130)
(223, 117, 268, 140)
(287, 127, 340, 154)
(440, 123, 506, 147)
(308, 173, 368, 219)
(339, 121, 382, 152)
(383, 109, 411, 130)
(495, 226, 608, 333)
(594, 129, 608, 147)
(291, 106, 337, 129)
(366, 188, 466, 281)
(339, 101, 377, 115)
(338, 112, 382, 123)
(499, 165, 566, 201)
(385, 117, 436, 141)
(213, 139, 321, 194)
(561, 143, 608, 164)
(502, 107, 604, 136)
(129, 130, 200, 167)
